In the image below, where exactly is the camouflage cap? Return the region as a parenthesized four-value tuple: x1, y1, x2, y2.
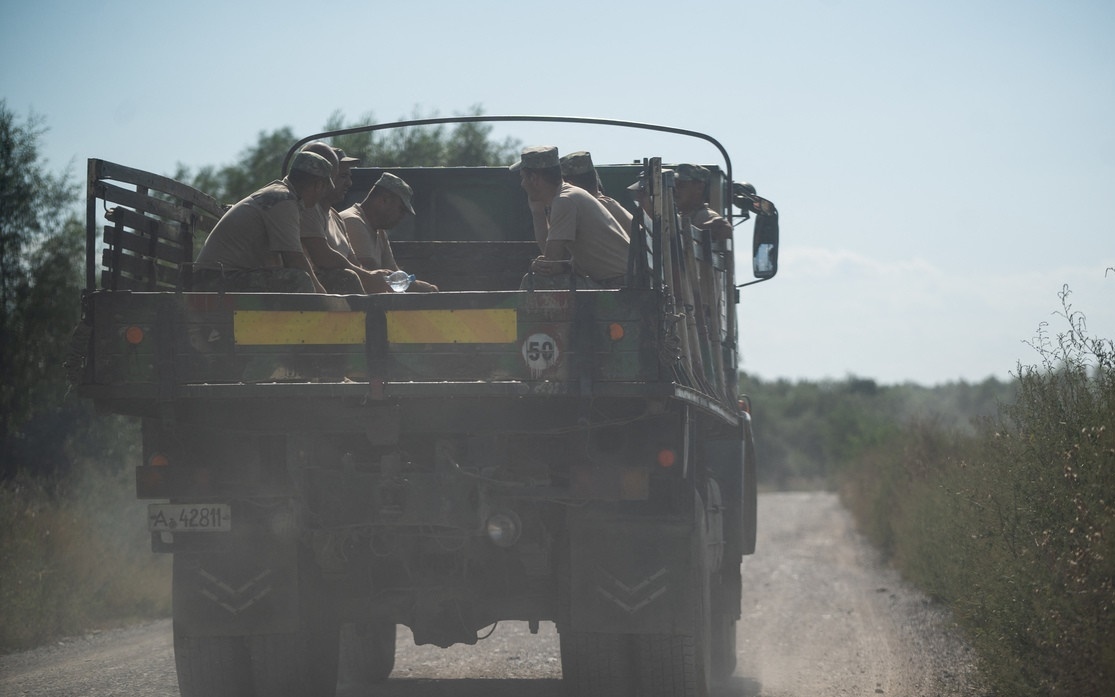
(373, 172, 415, 215)
(559, 151, 595, 176)
(301, 141, 340, 168)
(290, 151, 335, 186)
(509, 145, 560, 171)
(334, 147, 361, 164)
(675, 163, 710, 182)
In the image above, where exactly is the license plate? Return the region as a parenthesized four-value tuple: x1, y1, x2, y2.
(148, 503, 231, 532)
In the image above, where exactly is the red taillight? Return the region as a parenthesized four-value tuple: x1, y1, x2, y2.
(125, 326, 145, 345)
(657, 448, 677, 468)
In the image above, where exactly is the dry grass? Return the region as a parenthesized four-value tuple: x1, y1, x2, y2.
(0, 463, 170, 652)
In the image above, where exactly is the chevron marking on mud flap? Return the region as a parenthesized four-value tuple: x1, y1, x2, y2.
(593, 566, 669, 614)
(197, 567, 275, 615)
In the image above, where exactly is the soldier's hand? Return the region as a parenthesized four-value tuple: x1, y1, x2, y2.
(705, 218, 734, 241)
(408, 280, 439, 292)
(362, 268, 392, 294)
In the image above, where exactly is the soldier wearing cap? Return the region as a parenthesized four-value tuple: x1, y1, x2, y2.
(560, 150, 635, 235)
(298, 142, 396, 293)
(339, 172, 438, 293)
(324, 147, 362, 260)
(193, 150, 333, 292)
(512, 145, 630, 288)
(673, 163, 733, 241)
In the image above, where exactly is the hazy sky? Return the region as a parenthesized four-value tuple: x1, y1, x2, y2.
(3, 0, 1112, 386)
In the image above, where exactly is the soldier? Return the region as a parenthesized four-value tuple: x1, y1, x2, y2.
(339, 172, 438, 292)
(512, 145, 630, 289)
(299, 142, 391, 293)
(193, 150, 332, 292)
(673, 163, 733, 241)
(559, 150, 634, 234)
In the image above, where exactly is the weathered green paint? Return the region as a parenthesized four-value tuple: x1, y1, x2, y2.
(83, 284, 662, 392)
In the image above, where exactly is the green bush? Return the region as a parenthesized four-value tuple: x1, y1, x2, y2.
(838, 287, 1115, 696)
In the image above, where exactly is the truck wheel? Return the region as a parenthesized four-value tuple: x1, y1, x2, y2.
(338, 621, 396, 685)
(634, 505, 711, 697)
(559, 631, 635, 697)
(709, 564, 739, 681)
(248, 556, 341, 697)
(635, 629, 708, 697)
(173, 630, 250, 697)
(247, 623, 339, 697)
(709, 613, 737, 680)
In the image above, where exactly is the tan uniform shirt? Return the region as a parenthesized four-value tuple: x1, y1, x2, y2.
(301, 205, 355, 260)
(539, 183, 630, 282)
(598, 194, 634, 234)
(326, 209, 354, 260)
(194, 179, 303, 270)
(339, 204, 397, 270)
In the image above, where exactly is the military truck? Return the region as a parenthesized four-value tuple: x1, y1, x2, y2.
(72, 116, 779, 697)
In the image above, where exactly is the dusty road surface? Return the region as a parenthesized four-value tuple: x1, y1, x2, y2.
(0, 491, 985, 696)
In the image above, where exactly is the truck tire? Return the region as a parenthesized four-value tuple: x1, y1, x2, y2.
(635, 631, 705, 697)
(710, 564, 740, 680)
(559, 631, 635, 697)
(634, 499, 711, 697)
(709, 612, 737, 680)
(338, 621, 396, 686)
(173, 630, 251, 697)
(248, 559, 340, 697)
(248, 624, 339, 697)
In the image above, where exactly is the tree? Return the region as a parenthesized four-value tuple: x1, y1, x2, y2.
(0, 102, 91, 478)
(324, 104, 521, 168)
(172, 126, 297, 205)
(173, 106, 521, 204)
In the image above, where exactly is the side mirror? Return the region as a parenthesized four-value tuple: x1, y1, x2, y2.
(750, 196, 779, 280)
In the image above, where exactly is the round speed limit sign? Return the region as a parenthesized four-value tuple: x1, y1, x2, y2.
(522, 333, 560, 373)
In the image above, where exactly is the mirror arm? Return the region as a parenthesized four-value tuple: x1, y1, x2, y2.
(736, 276, 774, 289)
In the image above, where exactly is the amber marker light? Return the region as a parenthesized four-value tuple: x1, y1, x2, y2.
(657, 448, 677, 468)
(608, 323, 625, 341)
(125, 326, 145, 345)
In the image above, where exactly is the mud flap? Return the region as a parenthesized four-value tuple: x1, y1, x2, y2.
(172, 513, 299, 637)
(566, 505, 700, 635)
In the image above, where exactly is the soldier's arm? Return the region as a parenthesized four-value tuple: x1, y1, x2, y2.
(279, 251, 326, 293)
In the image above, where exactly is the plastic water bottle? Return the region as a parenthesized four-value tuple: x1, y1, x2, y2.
(387, 270, 415, 293)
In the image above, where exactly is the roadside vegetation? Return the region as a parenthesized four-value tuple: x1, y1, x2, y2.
(0, 103, 165, 651)
(831, 288, 1114, 697)
(0, 429, 170, 650)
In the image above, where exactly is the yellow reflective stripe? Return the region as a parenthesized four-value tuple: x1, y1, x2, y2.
(387, 309, 517, 344)
(233, 311, 365, 345)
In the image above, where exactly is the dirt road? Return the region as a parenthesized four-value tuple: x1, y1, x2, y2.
(0, 492, 985, 696)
